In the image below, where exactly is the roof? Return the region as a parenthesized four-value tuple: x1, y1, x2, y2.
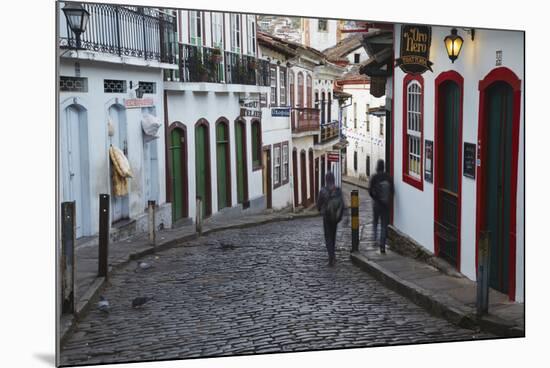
(336, 63, 370, 83)
(322, 34, 364, 62)
(258, 31, 327, 61)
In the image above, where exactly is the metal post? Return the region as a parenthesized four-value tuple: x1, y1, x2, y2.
(61, 201, 76, 314)
(196, 198, 203, 235)
(351, 190, 359, 252)
(98, 194, 110, 279)
(477, 230, 490, 316)
(148, 200, 156, 246)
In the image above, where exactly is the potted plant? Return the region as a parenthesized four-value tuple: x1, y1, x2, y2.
(212, 47, 223, 63)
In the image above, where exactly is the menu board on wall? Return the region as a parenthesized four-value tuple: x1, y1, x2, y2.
(425, 140, 433, 183)
(463, 142, 476, 179)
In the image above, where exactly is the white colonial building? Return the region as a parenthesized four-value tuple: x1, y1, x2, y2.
(58, 2, 177, 240)
(391, 24, 524, 302)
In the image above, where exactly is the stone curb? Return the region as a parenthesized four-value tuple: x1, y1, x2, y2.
(60, 211, 320, 345)
(350, 252, 524, 338)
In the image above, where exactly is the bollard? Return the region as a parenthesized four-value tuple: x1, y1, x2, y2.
(476, 230, 490, 316)
(351, 190, 359, 252)
(61, 201, 76, 314)
(148, 200, 156, 246)
(98, 194, 110, 279)
(196, 197, 203, 235)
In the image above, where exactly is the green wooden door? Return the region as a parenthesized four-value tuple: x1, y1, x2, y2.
(235, 122, 245, 203)
(486, 82, 513, 294)
(216, 123, 229, 210)
(195, 125, 208, 218)
(437, 81, 460, 267)
(171, 129, 184, 221)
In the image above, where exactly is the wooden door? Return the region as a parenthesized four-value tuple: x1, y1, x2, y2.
(62, 105, 90, 238)
(292, 149, 299, 206)
(235, 120, 248, 205)
(109, 105, 129, 223)
(300, 150, 307, 206)
(262, 148, 272, 209)
(195, 123, 211, 217)
(216, 122, 230, 210)
(486, 82, 514, 294)
(170, 128, 188, 221)
(435, 81, 461, 267)
(309, 150, 314, 203)
(315, 157, 319, 202)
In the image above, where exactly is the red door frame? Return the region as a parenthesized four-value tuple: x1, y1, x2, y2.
(300, 150, 307, 206)
(167, 122, 189, 219)
(292, 148, 299, 207)
(475, 67, 522, 301)
(433, 70, 464, 271)
(235, 118, 249, 206)
(308, 149, 314, 204)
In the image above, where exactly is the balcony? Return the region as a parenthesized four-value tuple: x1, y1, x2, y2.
(292, 108, 320, 134)
(320, 121, 340, 143)
(59, 3, 177, 64)
(166, 44, 271, 87)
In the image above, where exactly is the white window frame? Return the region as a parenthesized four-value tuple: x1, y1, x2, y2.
(231, 14, 241, 53)
(318, 19, 328, 32)
(270, 65, 278, 106)
(279, 67, 287, 106)
(211, 12, 223, 49)
(189, 11, 202, 46)
(247, 15, 256, 56)
(274, 145, 281, 186)
(282, 143, 289, 183)
(407, 80, 422, 179)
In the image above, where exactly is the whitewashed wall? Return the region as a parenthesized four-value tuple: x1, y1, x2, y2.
(59, 60, 169, 236)
(393, 25, 524, 301)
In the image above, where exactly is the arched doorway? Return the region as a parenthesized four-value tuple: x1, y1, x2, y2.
(235, 119, 249, 206)
(61, 103, 91, 238)
(169, 122, 188, 222)
(216, 118, 231, 210)
(309, 149, 315, 203)
(300, 150, 307, 206)
(434, 71, 463, 269)
(476, 67, 522, 300)
(292, 148, 299, 207)
(109, 104, 130, 223)
(195, 119, 212, 218)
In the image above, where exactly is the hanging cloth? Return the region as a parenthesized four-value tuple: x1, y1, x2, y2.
(141, 112, 161, 143)
(109, 145, 133, 197)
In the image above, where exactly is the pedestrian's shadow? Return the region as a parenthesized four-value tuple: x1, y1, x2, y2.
(33, 353, 55, 366)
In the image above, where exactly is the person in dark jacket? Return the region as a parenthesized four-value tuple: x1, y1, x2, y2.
(316, 172, 344, 266)
(368, 159, 394, 254)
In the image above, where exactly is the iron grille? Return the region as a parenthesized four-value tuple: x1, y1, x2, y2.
(60, 76, 88, 92)
(104, 79, 127, 93)
(139, 81, 156, 94)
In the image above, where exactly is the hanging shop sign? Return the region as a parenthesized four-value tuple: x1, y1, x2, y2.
(463, 142, 476, 179)
(396, 25, 433, 75)
(124, 98, 154, 109)
(327, 152, 340, 162)
(424, 139, 433, 183)
(271, 108, 290, 117)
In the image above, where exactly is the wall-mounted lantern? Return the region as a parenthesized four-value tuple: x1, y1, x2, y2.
(444, 28, 464, 63)
(62, 3, 90, 50)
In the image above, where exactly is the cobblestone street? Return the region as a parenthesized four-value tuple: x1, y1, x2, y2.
(61, 184, 493, 366)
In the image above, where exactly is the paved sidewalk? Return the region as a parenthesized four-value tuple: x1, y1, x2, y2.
(350, 227, 524, 337)
(342, 175, 369, 191)
(60, 206, 320, 344)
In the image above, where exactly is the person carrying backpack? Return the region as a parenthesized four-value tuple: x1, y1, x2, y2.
(368, 159, 394, 254)
(316, 171, 345, 266)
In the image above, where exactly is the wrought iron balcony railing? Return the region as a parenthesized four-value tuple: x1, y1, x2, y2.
(59, 2, 177, 64)
(292, 108, 320, 134)
(166, 44, 271, 86)
(320, 121, 340, 142)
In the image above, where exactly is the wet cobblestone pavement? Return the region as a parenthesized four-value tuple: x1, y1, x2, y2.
(61, 184, 494, 366)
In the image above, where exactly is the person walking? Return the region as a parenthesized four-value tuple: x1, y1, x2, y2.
(368, 159, 394, 254)
(317, 172, 345, 266)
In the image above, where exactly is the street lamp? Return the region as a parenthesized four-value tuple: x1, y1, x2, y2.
(62, 2, 90, 50)
(444, 28, 464, 63)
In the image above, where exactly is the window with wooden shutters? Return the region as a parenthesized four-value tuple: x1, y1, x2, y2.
(189, 11, 202, 45)
(282, 143, 289, 184)
(306, 74, 312, 108)
(270, 66, 277, 106)
(231, 14, 241, 53)
(252, 121, 262, 170)
(279, 67, 287, 106)
(273, 144, 281, 186)
(289, 71, 295, 107)
(297, 72, 304, 107)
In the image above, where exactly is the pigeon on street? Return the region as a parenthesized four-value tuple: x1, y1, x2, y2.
(97, 296, 109, 313)
(132, 296, 152, 308)
(135, 261, 153, 272)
